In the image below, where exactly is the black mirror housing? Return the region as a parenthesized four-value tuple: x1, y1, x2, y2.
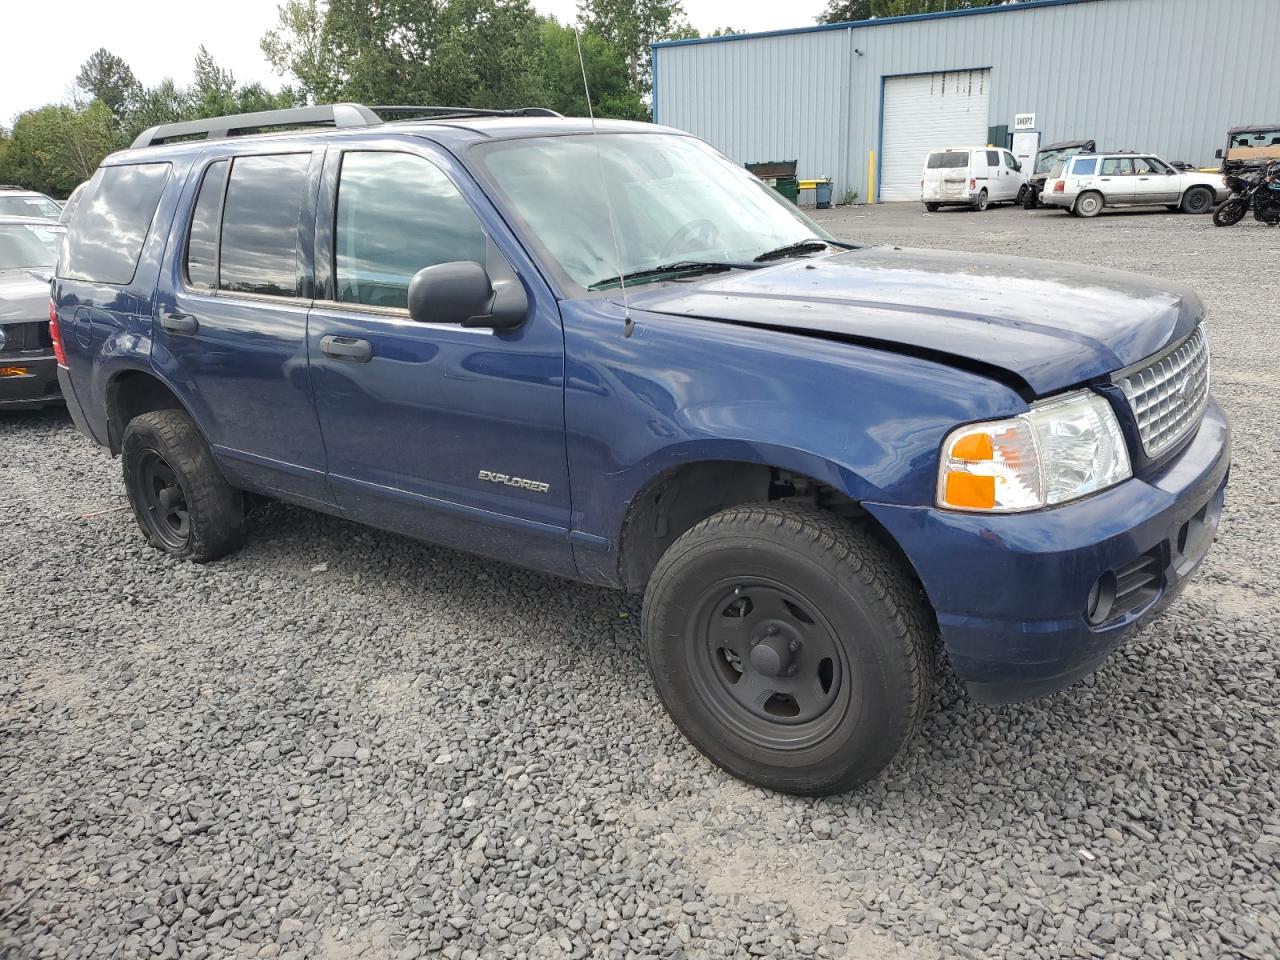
(407, 261, 528, 330)
(1215, 148, 1224, 159)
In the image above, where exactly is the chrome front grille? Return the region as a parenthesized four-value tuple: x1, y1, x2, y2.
(1116, 326, 1210, 458)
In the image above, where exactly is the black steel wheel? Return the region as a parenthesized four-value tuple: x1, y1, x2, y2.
(122, 409, 244, 562)
(1181, 186, 1214, 214)
(643, 502, 934, 795)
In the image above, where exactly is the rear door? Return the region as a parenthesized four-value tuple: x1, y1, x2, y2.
(923, 151, 970, 202)
(1098, 157, 1135, 203)
(152, 149, 335, 508)
(306, 143, 574, 576)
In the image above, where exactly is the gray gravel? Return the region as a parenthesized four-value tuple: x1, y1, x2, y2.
(2, 203, 1278, 960)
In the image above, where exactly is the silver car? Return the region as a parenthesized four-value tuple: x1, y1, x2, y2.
(1040, 153, 1228, 218)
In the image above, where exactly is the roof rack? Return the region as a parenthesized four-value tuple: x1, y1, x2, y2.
(129, 102, 563, 149)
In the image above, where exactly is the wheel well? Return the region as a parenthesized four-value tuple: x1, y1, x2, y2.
(105, 371, 186, 454)
(618, 461, 874, 593)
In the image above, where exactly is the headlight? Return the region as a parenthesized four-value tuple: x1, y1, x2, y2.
(937, 390, 1131, 512)
(0, 326, 7, 350)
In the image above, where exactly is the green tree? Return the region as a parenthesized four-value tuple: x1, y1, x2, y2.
(1, 103, 116, 195)
(820, 0, 1026, 22)
(261, 0, 342, 102)
(539, 20, 647, 120)
(576, 0, 696, 94)
(74, 48, 141, 124)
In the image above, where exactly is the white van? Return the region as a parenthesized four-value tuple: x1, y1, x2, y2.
(921, 147, 1028, 212)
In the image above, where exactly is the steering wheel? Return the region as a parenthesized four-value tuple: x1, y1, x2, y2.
(661, 218, 723, 260)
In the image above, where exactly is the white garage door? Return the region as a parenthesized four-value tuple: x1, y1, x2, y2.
(880, 70, 991, 202)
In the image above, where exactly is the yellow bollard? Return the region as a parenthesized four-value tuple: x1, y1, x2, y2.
(868, 150, 876, 204)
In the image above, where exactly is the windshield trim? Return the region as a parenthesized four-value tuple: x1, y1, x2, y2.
(465, 132, 836, 300)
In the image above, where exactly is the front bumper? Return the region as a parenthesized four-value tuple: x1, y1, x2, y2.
(0, 354, 62, 409)
(867, 399, 1230, 703)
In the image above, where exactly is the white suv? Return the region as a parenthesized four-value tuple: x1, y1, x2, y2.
(921, 147, 1027, 212)
(1040, 154, 1228, 218)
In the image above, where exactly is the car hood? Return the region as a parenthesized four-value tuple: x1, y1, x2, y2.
(0, 267, 53, 324)
(628, 246, 1203, 396)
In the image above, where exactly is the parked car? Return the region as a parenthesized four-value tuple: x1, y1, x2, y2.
(1216, 123, 1280, 175)
(1021, 138, 1095, 209)
(0, 216, 65, 409)
(0, 186, 62, 220)
(921, 147, 1027, 211)
(1040, 153, 1227, 217)
(54, 105, 1229, 795)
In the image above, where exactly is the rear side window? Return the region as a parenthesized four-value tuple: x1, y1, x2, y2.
(218, 153, 310, 297)
(1071, 157, 1098, 177)
(927, 152, 969, 169)
(1101, 158, 1132, 176)
(60, 163, 170, 284)
(185, 160, 229, 290)
(334, 151, 487, 309)
(986, 150, 1000, 167)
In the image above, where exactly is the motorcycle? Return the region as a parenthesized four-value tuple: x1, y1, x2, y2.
(1212, 159, 1280, 227)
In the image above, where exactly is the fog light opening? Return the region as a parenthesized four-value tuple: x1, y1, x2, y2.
(1086, 571, 1118, 625)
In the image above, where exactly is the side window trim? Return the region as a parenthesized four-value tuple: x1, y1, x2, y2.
(183, 157, 231, 291)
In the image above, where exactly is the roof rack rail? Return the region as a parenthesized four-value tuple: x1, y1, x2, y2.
(130, 102, 563, 149)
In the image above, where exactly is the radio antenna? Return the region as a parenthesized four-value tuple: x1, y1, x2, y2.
(574, 27, 633, 338)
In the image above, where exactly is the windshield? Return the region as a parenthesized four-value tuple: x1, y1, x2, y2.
(1034, 147, 1084, 175)
(927, 152, 969, 169)
(473, 133, 833, 292)
(0, 195, 62, 219)
(0, 222, 64, 270)
(1230, 129, 1280, 148)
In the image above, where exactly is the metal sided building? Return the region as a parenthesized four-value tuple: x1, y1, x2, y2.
(651, 0, 1280, 203)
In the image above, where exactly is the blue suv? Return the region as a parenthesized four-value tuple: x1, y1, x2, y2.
(53, 104, 1229, 794)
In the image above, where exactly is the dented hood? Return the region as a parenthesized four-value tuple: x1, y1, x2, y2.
(630, 246, 1203, 396)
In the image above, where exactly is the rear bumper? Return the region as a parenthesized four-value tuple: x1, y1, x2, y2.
(867, 399, 1231, 704)
(1040, 189, 1075, 208)
(0, 354, 62, 409)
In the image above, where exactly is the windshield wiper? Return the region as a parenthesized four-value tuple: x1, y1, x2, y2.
(753, 239, 836, 263)
(587, 260, 764, 292)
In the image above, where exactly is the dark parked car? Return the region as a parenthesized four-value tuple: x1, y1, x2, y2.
(1021, 138, 1096, 208)
(0, 216, 65, 409)
(54, 105, 1229, 795)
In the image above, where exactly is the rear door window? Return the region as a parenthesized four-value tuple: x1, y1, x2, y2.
(927, 152, 969, 169)
(1071, 157, 1098, 177)
(986, 150, 1001, 167)
(1101, 158, 1133, 176)
(60, 163, 171, 284)
(218, 153, 311, 297)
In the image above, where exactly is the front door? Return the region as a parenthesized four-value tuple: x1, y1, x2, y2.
(1132, 157, 1179, 204)
(306, 146, 574, 576)
(153, 149, 334, 509)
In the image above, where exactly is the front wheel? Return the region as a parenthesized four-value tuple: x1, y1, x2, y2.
(1023, 189, 1040, 210)
(642, 503, 934, 795)
(1181, 186, 1214, 214)
(1213, 198, 1248, 227)
(122, 410, 244, 562)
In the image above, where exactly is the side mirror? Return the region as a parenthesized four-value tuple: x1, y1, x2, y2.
(1215, 148, 1224, 160)
(407, 261, 528, 331)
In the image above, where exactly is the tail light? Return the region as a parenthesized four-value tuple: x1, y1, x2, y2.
(49, 299, 67, 367)
(969, 178, 976, 189)
(1053, 181, 1065, 193)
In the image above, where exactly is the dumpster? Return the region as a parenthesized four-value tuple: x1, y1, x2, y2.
(746, 160, 800, 205)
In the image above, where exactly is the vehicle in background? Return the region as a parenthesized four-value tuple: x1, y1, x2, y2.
(1216, 124, 1280, 175)
(1213, 158, 1280, 227)
(0, 186, 62, 221)
(0, 216, 65, 409)
(58, 182, 89, 226)
(921, 147, 1026, 211)
(1040, 153, 1227, 218)
(1021, 139, 1095, 209)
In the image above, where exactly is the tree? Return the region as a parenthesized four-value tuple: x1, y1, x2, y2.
(74, 48, 141, 124)
(539, 20, 647, 121)
(0, 103, 116, 195)
(820, 0, 1026, 23)
(576, 0, 696, 94)
(261, 0, 342, 102)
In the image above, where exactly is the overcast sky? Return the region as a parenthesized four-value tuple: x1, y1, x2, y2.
(1, 0, 827, 128)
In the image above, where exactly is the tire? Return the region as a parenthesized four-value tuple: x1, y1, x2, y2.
(121, 409, 244, 562)
(1212, 198, 1247, 227)
(1023, 189, 1040, 210)
(1180, 186, 1214, 214)
(924, 202, 940, 212)
(972, 189, 989, 212)
(1074, 191, 1103, 218)
(642, 502, 933, 795)
(1015, 185, 1027, 206)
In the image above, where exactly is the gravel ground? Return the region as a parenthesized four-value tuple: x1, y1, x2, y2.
(2, 203, 1278, 960)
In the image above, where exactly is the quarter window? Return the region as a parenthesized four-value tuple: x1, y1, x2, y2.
(1071, 157, 1098, 177)
(59, 162, 171, 284)
(218, 153, 311, 297)
(334, 151, 488, 310)
(185, 160, 229, 290)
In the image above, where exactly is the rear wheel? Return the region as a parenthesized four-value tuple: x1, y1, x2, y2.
(1075, 191, 1103, 218)
(122, 410, 243, 562)
(642, 502, 933, 795)
(1212, 198, 1247, 227)
(924, 202, 940, 212)
(972, 189, 989, 212)
(1180, 186, 1214, 214)
(1023, 188, 1040, 210)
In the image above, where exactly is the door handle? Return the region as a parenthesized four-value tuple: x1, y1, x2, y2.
(161, 312, 198, 335)
(320, 335, 373, 362)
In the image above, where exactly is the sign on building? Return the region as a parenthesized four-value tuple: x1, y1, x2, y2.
(1014, 113, 1037, 131)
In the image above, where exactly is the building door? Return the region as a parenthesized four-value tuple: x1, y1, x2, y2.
(880, 69, 991, 202)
